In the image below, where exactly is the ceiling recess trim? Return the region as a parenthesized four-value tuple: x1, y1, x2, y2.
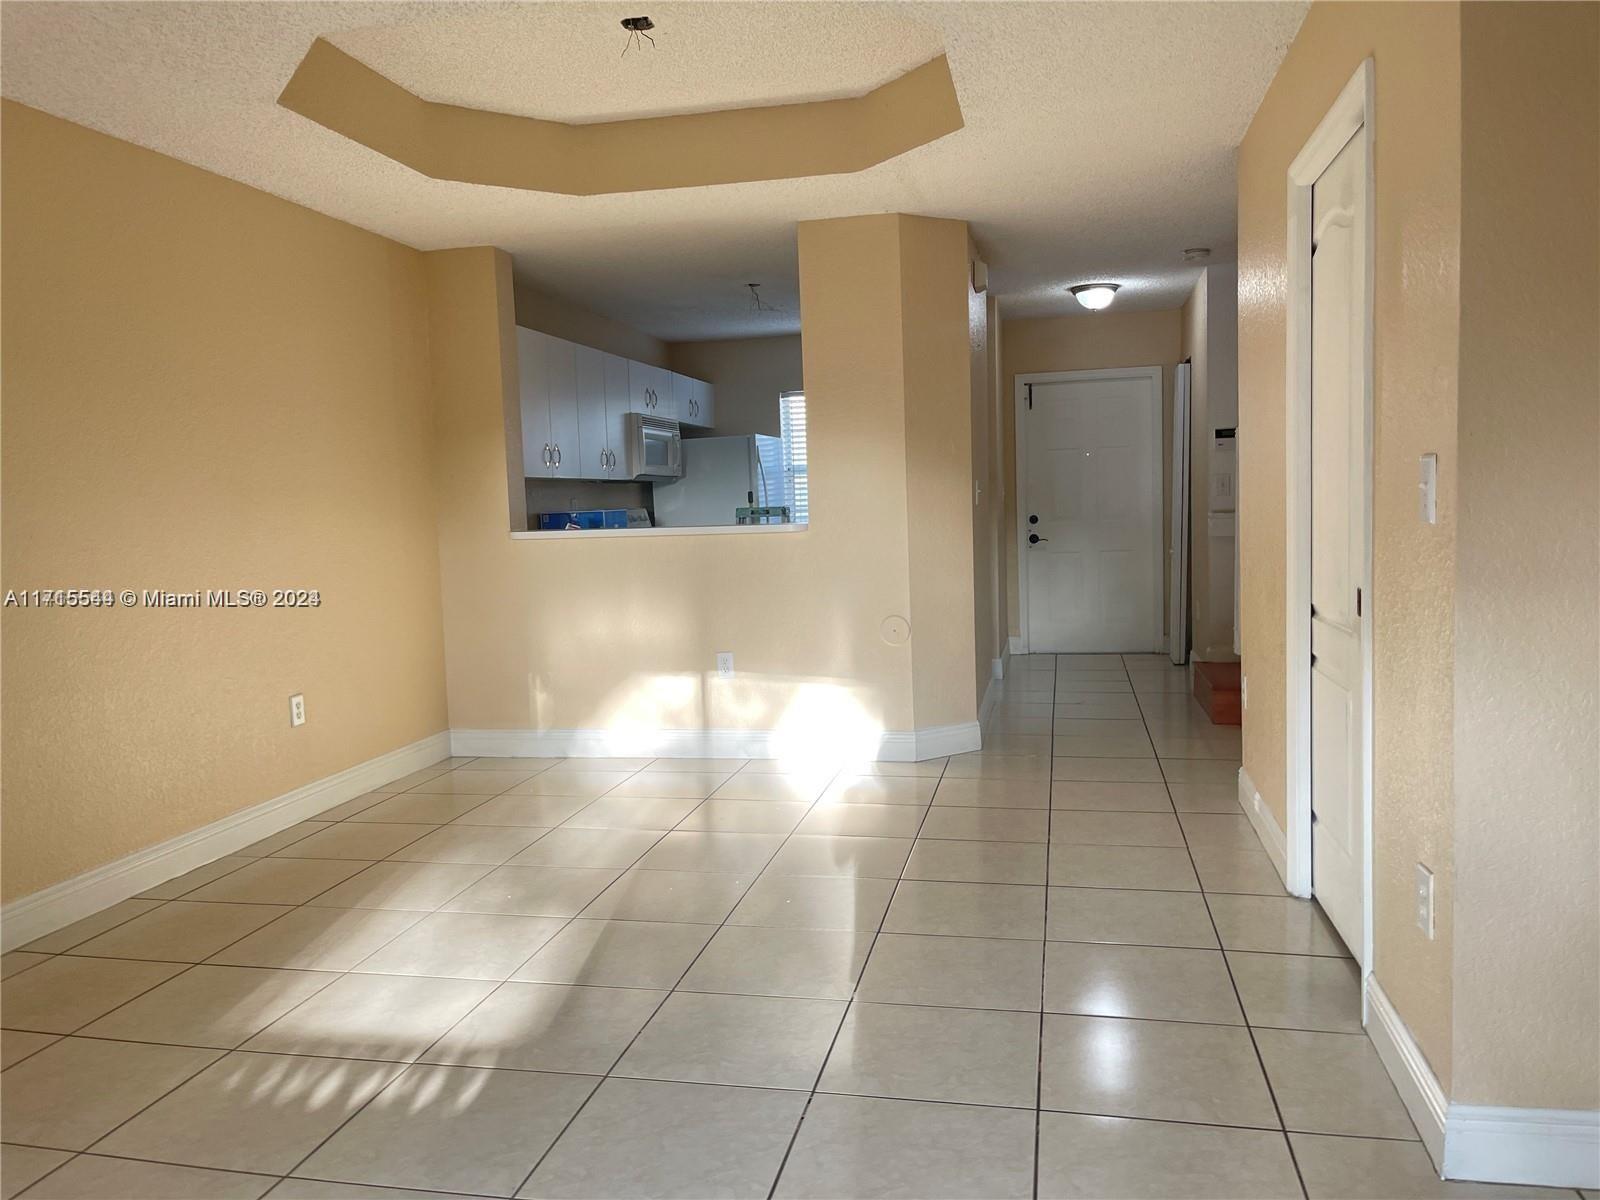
(278, 39, 963, 196)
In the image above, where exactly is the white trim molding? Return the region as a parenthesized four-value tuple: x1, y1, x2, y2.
(450, 723, 981, 764)
(0, 730, 452, 951)
(1445, 1105, 1599, 1190)
(1365, 977, 1599, 1190)
(1365, 976, 1449, 1167)
(979, 669, 1002, 727)
(1007, 635, 1026, 657)
(1237, 766, 1293, 894)
(1283, 57, 1377, 970)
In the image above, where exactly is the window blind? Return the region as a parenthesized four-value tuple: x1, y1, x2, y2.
(778, 391, 809, 524)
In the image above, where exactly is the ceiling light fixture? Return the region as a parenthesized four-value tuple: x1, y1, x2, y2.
(620, 16, 655, 56)
(1070, 283, 1120, 311)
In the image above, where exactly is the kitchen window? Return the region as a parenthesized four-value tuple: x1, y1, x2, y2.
(779, 391, 809, 524)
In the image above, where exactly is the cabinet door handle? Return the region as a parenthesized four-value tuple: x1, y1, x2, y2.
(543, 443, 552, 467)
(554, 445, 562, 467)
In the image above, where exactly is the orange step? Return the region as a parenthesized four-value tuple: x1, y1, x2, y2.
(1193, 660, 1242, 726)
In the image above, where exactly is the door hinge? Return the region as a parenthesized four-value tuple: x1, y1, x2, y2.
(1310, 651, 1318, 667)
(1026, 383, 1033, 410)
(1356, 587, 1363, 617)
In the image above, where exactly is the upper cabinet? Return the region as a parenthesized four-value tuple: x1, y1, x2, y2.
(524, 329, 711, 479)
(670, 373, 715, 427)
(628, 361, 675, 420)
(518, 328, 581, 477)
(688, 376, 716, 429)
(518, 328, 553, 478)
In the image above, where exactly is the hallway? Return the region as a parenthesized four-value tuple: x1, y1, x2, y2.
(0, 656, 1578, 1199)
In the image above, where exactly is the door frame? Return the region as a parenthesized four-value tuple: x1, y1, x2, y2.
(1169, 361, 1192, 665)
(1284, 58, 1375, 973)
(1014, 366, 1165, 654)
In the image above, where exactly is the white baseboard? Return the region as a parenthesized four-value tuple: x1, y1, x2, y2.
(1445, 1105, 1599, 1190)
(0, 731, 452, 952)
(1237, 765, 1290, 890)
(979, 671, 1002, 727)
(1365, 977, 1598, 1189)
(450, 723, 981, 764)
(1365, 976, 1449, 1168)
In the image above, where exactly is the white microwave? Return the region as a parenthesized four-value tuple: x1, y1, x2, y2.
(623, 413, 682, 480)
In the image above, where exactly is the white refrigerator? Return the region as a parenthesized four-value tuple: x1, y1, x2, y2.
(652, 435, 783, 527)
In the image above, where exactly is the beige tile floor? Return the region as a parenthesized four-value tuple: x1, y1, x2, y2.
(0, 654, 1582, 1199)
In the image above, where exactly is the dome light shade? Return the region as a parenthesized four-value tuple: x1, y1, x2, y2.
(1071, 283, 1120, 310)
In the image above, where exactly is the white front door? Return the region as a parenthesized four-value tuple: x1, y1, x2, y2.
(1309, 129, 1367, 953)
(1022, 371, 1162, 653)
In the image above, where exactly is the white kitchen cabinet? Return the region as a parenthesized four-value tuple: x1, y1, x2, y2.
(575, 344, 609, 479)
(629, 361, 671, 417)
(544, 336, 581, 478)
(524, 328, 713, 476)
(602, 352, 631, 476)
(518, 327, 554, 478)
(672, 372, 695, 424)
(685, 377, 716, 428)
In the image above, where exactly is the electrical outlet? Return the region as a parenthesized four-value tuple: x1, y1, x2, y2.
(289, 693, 306, 728)
(1414, 863, 1434, 938)
(715, 652, 734, 678)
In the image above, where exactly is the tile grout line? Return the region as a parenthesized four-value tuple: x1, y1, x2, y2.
(1033, 654, 1061, 1200)
(1141, 675, 1312, 1200)
(497, 757, 854, 1200)
(270, 755, 826, 1195)
(14, 755, 658, 1198)
(761, 755, 954, 1200)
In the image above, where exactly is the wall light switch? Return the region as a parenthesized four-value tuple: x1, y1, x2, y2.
(716, 652, 734, 678)
(1418, 453, 1438, 525)
(1414, 863, 1435, 938)
(289, 693, 306, 728)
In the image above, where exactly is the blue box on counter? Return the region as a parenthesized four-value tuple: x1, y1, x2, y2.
(536, 509, 631, 531)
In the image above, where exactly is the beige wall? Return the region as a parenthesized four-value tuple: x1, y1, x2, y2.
(513, 280, 668, 368)
(966, 254, 1000, 706)
(1239, 0, 1464, 1092)
(0, 102, 449, 900)
(1181, 267, 1241, 662)
(1000, 310, 1183, 638)
(432, 214, 979, 748)
(1451, 0, 1598, 1112)
(899, 217, 980, 727)
(666, 336, 803, 439)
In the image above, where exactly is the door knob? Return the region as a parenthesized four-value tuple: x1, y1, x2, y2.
(1029, 533, 1047, 545)
(1028, 514, 1039, 525)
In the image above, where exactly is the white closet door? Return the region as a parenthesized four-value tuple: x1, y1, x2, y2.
(1308, 129, 1367, 954)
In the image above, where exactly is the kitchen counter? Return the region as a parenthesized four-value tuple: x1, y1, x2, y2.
(511, 523, 808, 541)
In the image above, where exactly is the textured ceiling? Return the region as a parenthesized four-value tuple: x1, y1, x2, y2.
(0, 1, 1307, 340)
